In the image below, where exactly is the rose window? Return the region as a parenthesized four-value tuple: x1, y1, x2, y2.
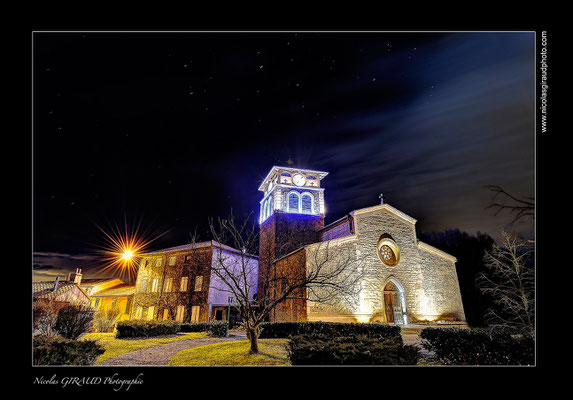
(377, 238, 400, 266)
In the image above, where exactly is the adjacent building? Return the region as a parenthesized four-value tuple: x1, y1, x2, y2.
(132, 241, 258, 323)
(32, 274, 91, 306)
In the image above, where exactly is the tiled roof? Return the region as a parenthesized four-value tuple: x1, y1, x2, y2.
(90, 283, 135, 297)
(32, 281, 83, 300)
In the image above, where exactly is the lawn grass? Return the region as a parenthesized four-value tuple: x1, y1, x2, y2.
(168, 339, 290, 366)
(81, 332, 207, 364)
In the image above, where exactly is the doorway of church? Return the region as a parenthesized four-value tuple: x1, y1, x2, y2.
(383, 281, 404, 324)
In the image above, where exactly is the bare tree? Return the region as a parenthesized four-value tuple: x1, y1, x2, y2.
(485, 185, 534, 225)
(33, 299, 63, 337)
(207, 212, 365, 354)
(93, 305, 122, 333)
(476, 230, 534, 335)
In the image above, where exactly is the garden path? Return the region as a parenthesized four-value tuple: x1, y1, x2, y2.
(100, 331, 247, 366)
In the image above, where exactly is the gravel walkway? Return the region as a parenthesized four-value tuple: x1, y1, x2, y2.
(100, 332, 247, 366)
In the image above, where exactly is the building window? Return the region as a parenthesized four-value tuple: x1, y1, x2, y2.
(301, 192, 313, 213)
(163, 278, 173, 293)
(180, 276, 188, 292)
(135, 306, 143, 319)
(163, 308, 170, 320)
(147, 306, 155, 320)
(140, 279, 148, 293)
(261, 195, 274, 222)
(151, 278, 159, 292)
(125, 297, 132, 314)
(155, 258, 162, 267)
(191, 306, 200, 323)
(94, 298, 101, 308)
(288, 191, 300, 212)
(194, 276, 203, 291)
(169, 256, 176, 266)
(175, 305, 185, 322)
(184, 255, 192, 263)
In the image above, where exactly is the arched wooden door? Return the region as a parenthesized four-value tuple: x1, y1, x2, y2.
(383, 281, 404, 324)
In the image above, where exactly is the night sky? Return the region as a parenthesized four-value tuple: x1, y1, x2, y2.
(33, 32, 535, 282)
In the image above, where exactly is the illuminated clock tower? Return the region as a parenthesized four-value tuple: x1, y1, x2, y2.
(258, 166, 328, 224)
(257, 165, 328, 300)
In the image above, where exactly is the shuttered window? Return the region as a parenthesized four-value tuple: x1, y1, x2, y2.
(301, 193, 312, 213)
(288, 192, 299, 212)
(180, 276, 188, 292)
(191, 306, 200, 323)
(176, 305, 185, 322)
(163, 278, 173, 292)
(147, 306, 155, 320)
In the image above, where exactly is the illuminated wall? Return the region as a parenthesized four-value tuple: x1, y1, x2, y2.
(279, 204, 466, 324)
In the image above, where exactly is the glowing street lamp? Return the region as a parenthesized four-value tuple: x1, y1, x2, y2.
(92, 219, 170, 281)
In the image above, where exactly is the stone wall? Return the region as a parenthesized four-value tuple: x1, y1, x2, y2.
(302, 204, 466, 324)
(416, 243, 466, 322)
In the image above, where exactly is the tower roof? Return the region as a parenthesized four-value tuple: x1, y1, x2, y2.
(258, 165, 329, 192)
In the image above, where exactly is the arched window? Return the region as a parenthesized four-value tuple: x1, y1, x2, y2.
(301, 193, 313, 213)
(261, 199, 267, 221)
(281, 172, 292, 177)
(267, 195, 273, 218)
(288, 191, 300, 212)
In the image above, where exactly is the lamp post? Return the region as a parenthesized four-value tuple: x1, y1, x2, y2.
(227, 296, 233, 323)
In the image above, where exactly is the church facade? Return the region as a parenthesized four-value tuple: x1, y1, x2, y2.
(258, 165, 466, 325)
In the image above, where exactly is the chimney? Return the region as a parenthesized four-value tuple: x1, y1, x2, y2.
(69, 268, 83, 285)
(52, 275, 60, 292)
(379, 193, 386, 205)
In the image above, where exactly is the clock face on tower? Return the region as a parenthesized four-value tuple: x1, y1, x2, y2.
(292, 174, 306, 186)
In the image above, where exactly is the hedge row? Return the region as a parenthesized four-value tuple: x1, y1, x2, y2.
(179, 322, 210, 332)
(420, 327, 534, 365)
(33, 334, 105, 365)
(287, 334, 419, 365)
(116, 321, 229, 338)
(259, 321, 402, 339)
(115, 320, 180, 338)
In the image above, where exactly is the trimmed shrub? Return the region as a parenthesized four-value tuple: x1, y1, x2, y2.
(115, 320, 181, 338)
(179, 322, 210, 332)
(287, 334, 420, 365)
(52, 305, 95, 340)
(208, 321, 229, 338)
(33, 334, 104, 365)
(420, 327, 534, 365)
(259, 321, 401, 339)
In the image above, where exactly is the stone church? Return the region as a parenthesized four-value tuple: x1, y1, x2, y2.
(128, 164, 465, 325)
(258, 165, 466, 325)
